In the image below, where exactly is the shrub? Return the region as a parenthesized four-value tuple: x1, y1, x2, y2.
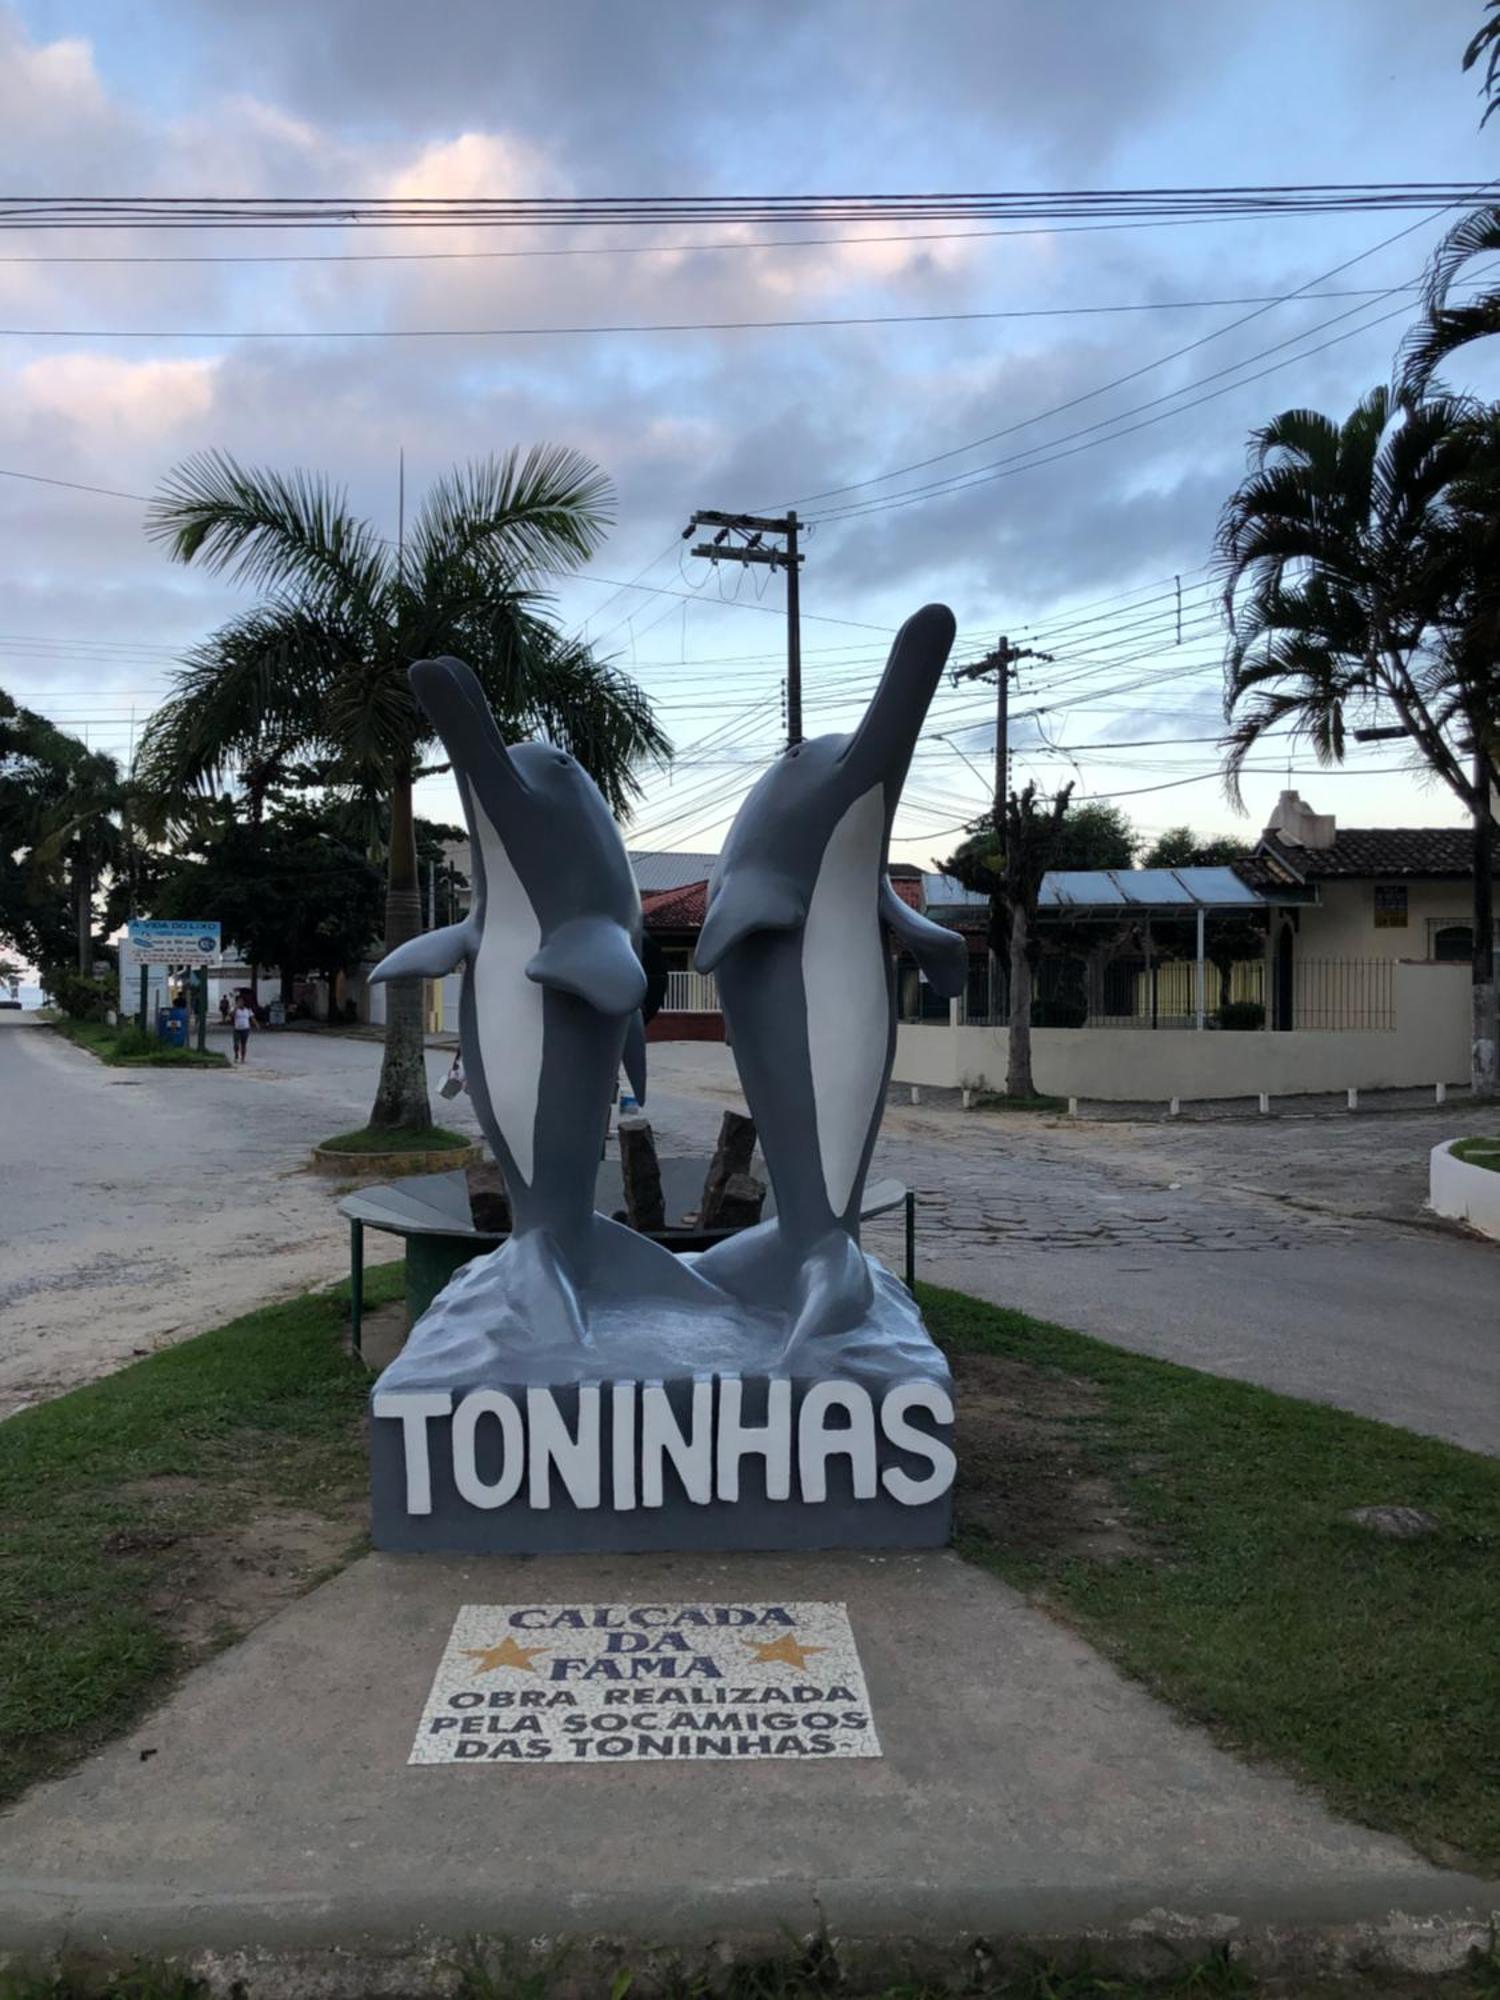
(42, 969, 115, 1020)
(1216, 999, 1266, 1031)
(1031, 995, 1087, 1029)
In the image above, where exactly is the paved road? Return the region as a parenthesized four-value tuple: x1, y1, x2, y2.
(0, 1019, 480, 1417)
(3, 1019, 1497, 1452)
(642, 1044, 1500, 1457)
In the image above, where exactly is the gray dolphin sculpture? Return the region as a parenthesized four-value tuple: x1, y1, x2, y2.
(692, 603, 968, 1350)
(369, 655, 694, 1346)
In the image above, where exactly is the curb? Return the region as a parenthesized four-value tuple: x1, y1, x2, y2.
(309, 1142, 482, 1178)
(1, 1899, 1495, 1998)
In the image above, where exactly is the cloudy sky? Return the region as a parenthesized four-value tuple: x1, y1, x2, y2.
(4, 0, 1499, 869)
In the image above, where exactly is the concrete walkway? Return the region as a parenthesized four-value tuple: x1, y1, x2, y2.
(0, 1550, 1490, 1977)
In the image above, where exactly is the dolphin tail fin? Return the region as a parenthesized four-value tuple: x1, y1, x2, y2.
(588, 1214, 730, 1306)
(369, 920, 473, 985)
(786, 1229, 874, 1353)
(879, 877, 968, 999)
(498, 1229, 592, 1348)
(622, 1010, 648, 1105)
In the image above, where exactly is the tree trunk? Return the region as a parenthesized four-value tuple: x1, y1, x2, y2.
(1473, 784, 1497, 1098)
(74, 849, 91, 975)
(369, 767, 432, 1130)
(1005, 901, 1034, 1099)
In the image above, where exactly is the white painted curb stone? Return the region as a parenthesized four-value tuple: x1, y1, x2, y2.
(1429, 1139, 1500, 1240)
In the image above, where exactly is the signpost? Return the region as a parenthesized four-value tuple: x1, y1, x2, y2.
(126, 921, 221, 1040)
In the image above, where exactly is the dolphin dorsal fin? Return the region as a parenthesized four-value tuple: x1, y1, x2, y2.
(526, 916, 647, 1019)
(368, 920, 474, 985)
(694, 867, 807, 974)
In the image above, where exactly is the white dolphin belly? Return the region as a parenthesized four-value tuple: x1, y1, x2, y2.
(801, 784, 888, 1216)
(473, 813, 545, 1186)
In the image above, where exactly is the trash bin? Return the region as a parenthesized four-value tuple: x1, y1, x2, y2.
(156, 1006, 189, 1047)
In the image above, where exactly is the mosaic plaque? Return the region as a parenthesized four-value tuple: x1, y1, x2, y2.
(410, 1599, 881, 1763)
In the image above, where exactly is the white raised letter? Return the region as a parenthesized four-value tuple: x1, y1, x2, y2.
(451, 1388, 524, 1510)
(797, 1380, 878, 1502)
(527, 1385, 602, 1509)
(641, 1378, 713, 1506)
(611, 1380, 638, 1511)
(373, 1391, 452, 1515)
(879, 1382, 956, 1506)
(716, 1375, 792, 1501)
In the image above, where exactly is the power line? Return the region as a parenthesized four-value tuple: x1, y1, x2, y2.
(782, 194, 1487, 513)
(2, 185, 1491, 232)
(0, 287, 1421, 344)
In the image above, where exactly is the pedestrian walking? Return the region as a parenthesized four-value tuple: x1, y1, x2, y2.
(231, 999, 253, 1064)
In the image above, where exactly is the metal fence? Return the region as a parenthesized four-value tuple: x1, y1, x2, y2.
(663, 968, 721, 1014)
(909, 953, 1396, 1032)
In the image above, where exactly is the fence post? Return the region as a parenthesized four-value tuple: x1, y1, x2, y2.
(1068, 1096, 1079, 1118)
(910, 1086, 921, 1105)
(1258, 1091, 1270, 1116)
(1346, 1087, 1359, 1112)
(1435, 1081, 1447, 1106)
(1168, 1095, 1180, 1117)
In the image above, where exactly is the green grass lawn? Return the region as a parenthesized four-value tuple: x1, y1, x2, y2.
(0, 1266, 398, 1806)
(316, 1123, 472, 1153)
(4, 1263, 1498, 1895)
(1452, 1135, 1500, 1174)
(922, 1283, 1500, 1872)
(49, 1019, 228, 1068)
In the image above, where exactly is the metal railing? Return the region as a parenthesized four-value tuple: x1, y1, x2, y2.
(904, 953, 1397, 1032)
(663, 968, 721, 1014)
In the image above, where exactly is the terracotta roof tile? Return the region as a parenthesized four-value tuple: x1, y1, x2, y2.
(1261, 827, 1480, 879)
(641, 880, 708, 929)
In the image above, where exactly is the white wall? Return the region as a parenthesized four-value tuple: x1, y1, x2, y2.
(1296, 878, 1473, 962)
(894, 962, 1471, 1100)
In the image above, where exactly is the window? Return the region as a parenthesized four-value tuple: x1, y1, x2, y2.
(1431, 923, 1473, 963)
(1373, 884, 1408, 928)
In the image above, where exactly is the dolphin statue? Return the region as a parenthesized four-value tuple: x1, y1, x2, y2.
(369, 655, 699, 1347)
(692, 603, 969, 1351)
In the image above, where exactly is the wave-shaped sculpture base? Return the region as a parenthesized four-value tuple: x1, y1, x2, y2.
(369, 1233, 954, 1556)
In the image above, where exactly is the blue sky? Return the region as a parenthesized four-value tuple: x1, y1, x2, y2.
(3, 0, 1499, 867)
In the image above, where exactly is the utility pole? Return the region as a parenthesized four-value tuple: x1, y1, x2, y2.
(684, 509, 805, 746)
(952, 635, 1054, 827)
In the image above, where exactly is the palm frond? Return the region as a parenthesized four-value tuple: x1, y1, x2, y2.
(408, 448, 615, 593)
(146, 450, 389, 610)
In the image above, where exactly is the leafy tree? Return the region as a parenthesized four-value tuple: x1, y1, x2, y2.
(137, 448, 668, 1131)
(1140, 826, 1252, 869)
(0, 692, 126, 976)
(1216, 386, 1499, 1089)
(944, 781, 1074, 1097)
(152, 800, 386, 1014)
(1047, 800, 1136, 870)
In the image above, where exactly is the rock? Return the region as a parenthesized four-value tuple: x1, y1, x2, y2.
(617, 1116, 666, 1233)
(711, 1169, 766, 1231)
(699, 1110, 758, 1229)
(466, 1162, 511, 1234)
(1345, 1504, 1439, 1540)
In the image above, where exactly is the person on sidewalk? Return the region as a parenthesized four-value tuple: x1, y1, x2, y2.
(231, 1000, 253, 1065)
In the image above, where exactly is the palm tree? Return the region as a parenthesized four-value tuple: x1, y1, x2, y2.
(1216, 385, 1498, 1092)
(138, 448, 669, 1131)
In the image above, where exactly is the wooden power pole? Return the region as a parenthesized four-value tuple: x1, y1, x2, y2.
(951, 634, 1054, 826)
(684, 509, 805, 746)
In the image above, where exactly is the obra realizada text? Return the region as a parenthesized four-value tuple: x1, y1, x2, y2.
(376, 1376, 955, 1514)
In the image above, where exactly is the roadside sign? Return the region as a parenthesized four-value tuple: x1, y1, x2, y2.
(126, 919, 222, 966)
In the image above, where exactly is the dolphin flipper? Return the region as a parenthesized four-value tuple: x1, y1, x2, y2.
(622, 1011, 648, 1105)
(527, 917, 647, 1018)
(694, 867, 807, 974)
(879, 878, 968, 999)
(369, 920, 474, 984)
